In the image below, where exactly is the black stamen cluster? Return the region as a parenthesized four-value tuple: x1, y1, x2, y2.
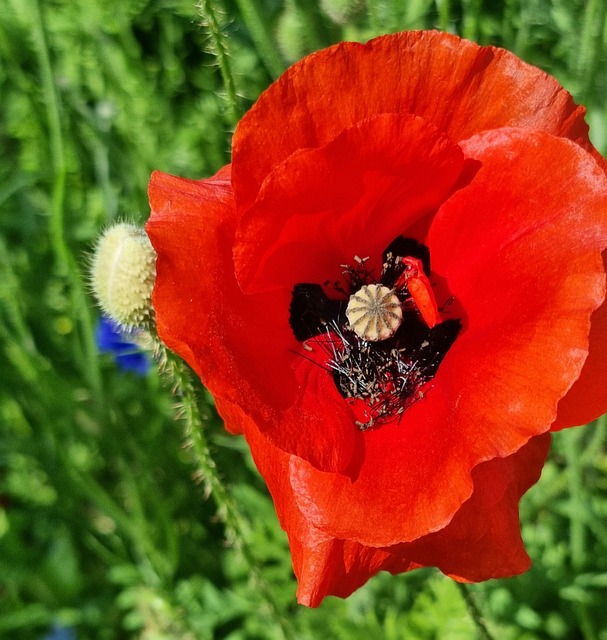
(289, 237, 461, 429)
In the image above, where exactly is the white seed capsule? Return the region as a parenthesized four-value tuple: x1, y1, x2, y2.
(345, 284, 403, 341)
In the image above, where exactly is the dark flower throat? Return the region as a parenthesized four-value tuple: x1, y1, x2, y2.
(289, 237, 461, 430)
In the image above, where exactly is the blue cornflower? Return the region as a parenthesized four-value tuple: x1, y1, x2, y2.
(95, 316, 150, 375)
(41, 624, 77, 640)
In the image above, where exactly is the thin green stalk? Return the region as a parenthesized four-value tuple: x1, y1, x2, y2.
(461, 0, 483, 41)
(580, 413, 607, 467)
(513, 0, 530, 58)
(163, 349, 296, 640)
(366, 0, 384, 33)
(501, 0, 515, 47)
(435, 0, 451, 32)
(563, 429, 587, 570)
(561, 428, 599, 639)
(196, 0, 241, 125)
(400, 0, 434, 30)
(0, 239, 38, 361)
(29, 0, 67, 272)
(294, 0, 331, 51)
(28, 0, 102, 399)
(455, 582, 496, 640)
(65, 464, 166, 586)
(234, 0, 286, 78)
(578, 0, 607, 102)
(573, 600, 599, 640)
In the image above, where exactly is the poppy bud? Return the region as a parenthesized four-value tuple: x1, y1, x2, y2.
(90, 223, 156, 329)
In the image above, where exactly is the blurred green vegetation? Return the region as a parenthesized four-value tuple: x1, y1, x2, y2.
(1, 0, 607, 638)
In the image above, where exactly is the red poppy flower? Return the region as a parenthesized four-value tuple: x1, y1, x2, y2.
(146, 31, 607, 606)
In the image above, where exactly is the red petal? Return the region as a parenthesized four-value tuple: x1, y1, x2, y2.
(234, 113, 464, 293)
(233, 31, 600, 211)
(240, 403, 414, 607)
(431, 127, 607, 441)
(244, 395, 549, 606)
(289, 392, 476, 546)
(401, 433, 550, 582)
(146, 170, 359, 473)
(298, 433, 549, 604)
(554, 254, 607, 428)
(276, 128, 607, 548)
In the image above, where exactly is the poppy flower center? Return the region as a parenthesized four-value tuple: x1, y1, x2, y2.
(345, 283, 403, 341)
(289, 237, 462, 430)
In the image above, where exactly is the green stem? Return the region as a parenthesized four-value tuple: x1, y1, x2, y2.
(163, 349, 295, 640)
(573, 601, 599, 640)
(581, 414, 607, 466)
(366, 0, 383, 33)
(461, 0, 483, 41)
(196, 0, 241, 125)
(29, 0, 67, 272)
(513, 1, 530, 57)
(563, 429, 586, 570)
(234, 0, 286, 78)
(29, 0, 102, 399)
(65, 464, 166, 586)
(435, 0, 451, 32)
(501, 0, 515, 46)
(561, 428, 598, 639)
(578, 0, 607, 102)
(294, 0, 331, 51)
(455, 582, 495, 640)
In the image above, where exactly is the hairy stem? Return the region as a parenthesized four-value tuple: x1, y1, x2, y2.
(456, 582, 496, 640)
(234, 0, 286, 78)
(196, 0, 242, 124)
(162, 348, 295, 640)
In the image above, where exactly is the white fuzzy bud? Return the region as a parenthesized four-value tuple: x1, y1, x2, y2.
(90, 223, 156, 328)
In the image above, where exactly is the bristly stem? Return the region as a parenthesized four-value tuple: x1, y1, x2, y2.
(196, 0, 241, 125)
(161, 347, 295, 640)
(234, 0, 286, 78)
(455, 582, 496, 640)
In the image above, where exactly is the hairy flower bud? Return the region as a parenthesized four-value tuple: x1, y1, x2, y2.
(90, 223, 156, 328)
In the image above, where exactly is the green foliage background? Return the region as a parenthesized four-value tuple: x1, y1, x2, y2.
(1, 0, 607, 638)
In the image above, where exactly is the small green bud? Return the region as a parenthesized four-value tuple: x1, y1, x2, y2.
(91, 223, 156, 329)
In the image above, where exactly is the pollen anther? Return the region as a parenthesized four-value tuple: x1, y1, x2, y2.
(345, 284, 403, 341)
